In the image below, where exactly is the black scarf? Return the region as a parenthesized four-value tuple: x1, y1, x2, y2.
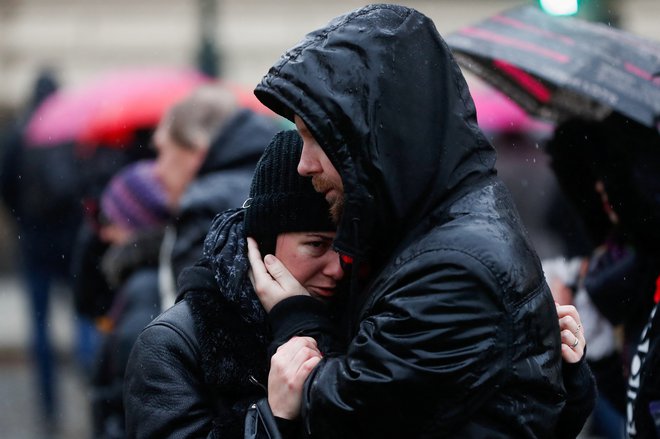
(180, 208, 270, 437)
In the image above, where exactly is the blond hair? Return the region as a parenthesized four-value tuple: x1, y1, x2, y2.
(159, 83, 239, 150)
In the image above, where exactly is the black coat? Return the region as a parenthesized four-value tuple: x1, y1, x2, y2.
(125, 210, 268, 438)
(170, 109, 279, 278)
(254, 5, 593, 437)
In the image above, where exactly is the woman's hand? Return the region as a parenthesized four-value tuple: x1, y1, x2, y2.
(247, 237, 310, 312)
(556, 303, 586, 364)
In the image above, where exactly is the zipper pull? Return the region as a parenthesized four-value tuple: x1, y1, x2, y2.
(248, 375, 267, 393)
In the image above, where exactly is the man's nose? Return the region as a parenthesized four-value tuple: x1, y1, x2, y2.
(297, 143, 321, 176)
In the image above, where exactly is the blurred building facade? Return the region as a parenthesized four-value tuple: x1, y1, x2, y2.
(0, 0, 659, 268)
(1, 0, 659, 112)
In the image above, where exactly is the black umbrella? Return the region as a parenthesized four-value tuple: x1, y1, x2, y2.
(446, 6, 660, 129)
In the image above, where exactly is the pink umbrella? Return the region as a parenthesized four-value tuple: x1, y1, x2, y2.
(470, 81, 553, 135)
(77, 77, 274, 149)
(25, 67, 212, 148)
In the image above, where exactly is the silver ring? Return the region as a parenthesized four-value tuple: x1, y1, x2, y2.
(571, 337, 579, 349)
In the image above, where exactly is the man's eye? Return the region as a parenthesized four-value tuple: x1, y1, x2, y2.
(307, 241, 324, 248)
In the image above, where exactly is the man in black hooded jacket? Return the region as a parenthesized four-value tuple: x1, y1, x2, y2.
(247, 4, 595, 438)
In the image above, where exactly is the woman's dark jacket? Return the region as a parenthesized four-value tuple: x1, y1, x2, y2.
(170, 109, 279, 278)
(125, 210, 268, 438)
(253, 4, 594, 437)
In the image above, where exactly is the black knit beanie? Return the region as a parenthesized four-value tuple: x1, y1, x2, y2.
(243, 130, 335, 255)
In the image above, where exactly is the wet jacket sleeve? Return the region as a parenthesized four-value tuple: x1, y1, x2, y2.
(124, 322, 215, 439)
(272, 250, 509, 437)
(556, 356, 597, 438)
(268, 295, 342, 357)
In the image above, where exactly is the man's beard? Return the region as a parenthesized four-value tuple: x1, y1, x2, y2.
(312, 176, 344, 224)
(328, 195, 344, 225)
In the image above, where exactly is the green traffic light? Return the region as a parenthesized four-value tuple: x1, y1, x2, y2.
(539, 0, 579, 15)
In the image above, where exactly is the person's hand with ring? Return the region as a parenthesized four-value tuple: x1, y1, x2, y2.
(556, 303, 586, 363)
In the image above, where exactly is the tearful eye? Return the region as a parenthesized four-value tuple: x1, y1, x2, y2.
(304, 240, 332, 256)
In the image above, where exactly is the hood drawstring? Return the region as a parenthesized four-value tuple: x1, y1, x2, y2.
(350, 217, 362, 298)
(338, 217, 366, 336)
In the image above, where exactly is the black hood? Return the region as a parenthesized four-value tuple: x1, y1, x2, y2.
(255, 4, 495, 261)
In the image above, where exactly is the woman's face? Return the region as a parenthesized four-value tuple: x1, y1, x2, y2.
(274, 231, 343, 299)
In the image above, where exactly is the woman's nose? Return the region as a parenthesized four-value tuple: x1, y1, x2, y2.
(323, 253, 345, 280)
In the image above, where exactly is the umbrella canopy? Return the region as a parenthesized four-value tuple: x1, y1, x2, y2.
(446, 6, 660, 129)
(24, 67, 213, 148)
(77, 76, 274, 148)
(469, 80, 552, 135)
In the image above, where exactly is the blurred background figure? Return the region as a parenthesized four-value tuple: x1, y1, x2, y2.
(0, 68, 88, 433)
(90, 160, 171, 439)
(539, 114, 660, 438)
(66, 68, 208, 325)
(151, 83, 279, 305)
(79, 81, 278, 436)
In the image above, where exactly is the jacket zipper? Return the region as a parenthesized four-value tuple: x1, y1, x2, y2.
(248, 375, 267, 393)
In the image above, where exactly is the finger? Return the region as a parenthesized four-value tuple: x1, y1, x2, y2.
(561, 344, 580, 364)
(247, 237, 286, 311)
(247, 238, 272, 292)
(247, 237, 269, 281)
(272, 339, 321, 387)
(271, 343, 306, 376)
(297, 355, 322, 381)
(289, 348, 322, 379)
(274, 337, 319, 362)
(290, 336, 318, 349)
(290, 342, 321, 364)
(560, 329, 584, 356)
(556, 304, 582, 327)
(560, 329, 578, 348)
(557, 305, 584, 345)
(559, 315, 581, 336)
(264, 254, 309, 295)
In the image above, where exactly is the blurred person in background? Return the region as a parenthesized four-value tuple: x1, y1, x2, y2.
(151, 83, 279, 306)
(545, 114, 660, 438)
(0, 68, 91, 432)
(70, 127, 156, 326)
(90, 159, 171, 439)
